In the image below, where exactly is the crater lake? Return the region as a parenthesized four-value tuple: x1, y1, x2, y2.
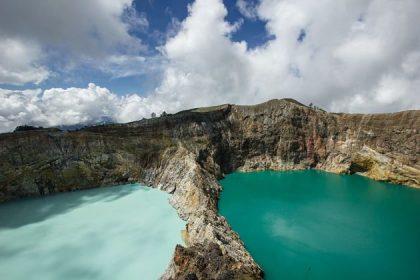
(219, 170, 420, 280)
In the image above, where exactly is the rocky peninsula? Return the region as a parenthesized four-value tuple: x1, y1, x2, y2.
(0, 99, 419, 279)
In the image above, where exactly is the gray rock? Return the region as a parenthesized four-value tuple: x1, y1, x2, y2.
(0, 98, 419, 279)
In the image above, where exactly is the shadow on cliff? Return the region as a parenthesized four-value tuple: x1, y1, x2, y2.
(0, 184, 142, 229)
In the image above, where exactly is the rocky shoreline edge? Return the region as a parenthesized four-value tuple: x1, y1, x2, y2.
(154, 146, 419, 279)
(0, 99, 418, 279)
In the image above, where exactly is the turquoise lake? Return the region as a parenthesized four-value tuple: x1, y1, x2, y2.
(219, 170, 420, 280)
(0, 184, 185, 280)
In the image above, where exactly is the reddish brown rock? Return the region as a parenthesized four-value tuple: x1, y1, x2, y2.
(0, 99, 418, 279)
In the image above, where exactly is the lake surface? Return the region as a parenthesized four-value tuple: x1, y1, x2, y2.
(219, 170, 420, 280)
(0, 184, 185, 280)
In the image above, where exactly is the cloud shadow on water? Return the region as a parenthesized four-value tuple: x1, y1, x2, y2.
(0, 184, 143, 229)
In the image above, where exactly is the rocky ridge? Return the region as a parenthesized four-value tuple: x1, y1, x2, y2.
(0, 99, 419, 279)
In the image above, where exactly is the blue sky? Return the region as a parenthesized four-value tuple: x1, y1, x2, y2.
(0, 0, 269, 96)
(0, 0, 419, 132)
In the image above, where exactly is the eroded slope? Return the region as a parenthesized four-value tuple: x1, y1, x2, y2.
(0, 99, 418, 279)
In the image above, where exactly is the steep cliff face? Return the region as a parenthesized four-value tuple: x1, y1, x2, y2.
(223, 101, 419, 187)
(0, 99, 419, 279)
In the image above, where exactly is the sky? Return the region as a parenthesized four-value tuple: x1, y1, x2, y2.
(0, 0, 419, 132)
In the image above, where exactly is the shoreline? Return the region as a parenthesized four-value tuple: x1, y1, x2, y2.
(1, 99, 418, 279)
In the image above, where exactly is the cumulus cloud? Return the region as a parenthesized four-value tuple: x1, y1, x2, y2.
(152, 0, 420, 113)
(0, 38, 49, 85)
(0, 84, 164, 133)
(0, 0, 419, 133)
(0, 0, 147, 85)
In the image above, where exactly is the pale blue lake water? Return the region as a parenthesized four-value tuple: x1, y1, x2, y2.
(0, 184, 185, 280)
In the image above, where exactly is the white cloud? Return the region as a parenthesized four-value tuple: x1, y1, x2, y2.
(0, 0, 147, 85)
(94, 55, 166, 80)
(153, 0, 420, 113)
(0, 0, 419, 133)
(236, 0, 258, 20)
(0, 38, 49, 85)
(123, 6, 150, 33)
(0, 0, 145, 56)
(0, 83, 170, 133)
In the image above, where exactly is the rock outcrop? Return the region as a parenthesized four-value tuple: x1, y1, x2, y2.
(0, 99, 419, 279)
